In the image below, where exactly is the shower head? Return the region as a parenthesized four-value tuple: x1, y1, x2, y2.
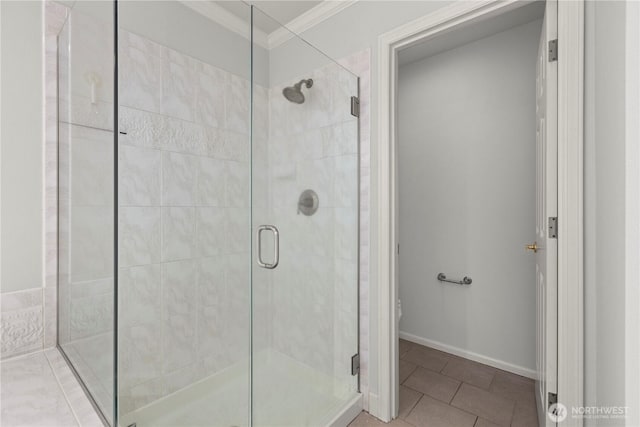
(283, 79, 313, 104)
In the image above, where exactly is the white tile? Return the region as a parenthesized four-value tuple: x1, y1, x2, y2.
(224, 254, 250, 359)
(225, 161, 250, 208)
(119, 31, 162, 113)
(335, 207, 358, 262)
(70, 125, 113, 206)
(195, 62, 226, 128)
(119, 145, 161, 206)
(334, 154, 358, 208)
(161, 47, 197, 122)
(196, 302, 226, 370)
(162, 207, 196, 262)
(69, 291, 113, 340)
(163, 363, 200, 396)
(119, 207, 161, 267)
(119, 322, 162, 389)
(300, 129, 324, 161)
(307, 67, 335, 130)
(0, 289, 43, 312)
(253, 84, 269, 138)
(223, 131, 250, 162)
(297, 157, 335, 209)
(44, 348, 104, 426)
(198, 257, 226, 307)
(269, 161, 297, 208)
(197, 157, 226, 206)
(70, 278, 112, 299)
(118, 107, 164, 150)
(322, 122, 357, 157)
(162, 151, 198, 206)
(65, 334, 113, 397)
(269, 133, 296, 165)
(196, 207, 226, 257)
(162, 260, 198, 373)
(224, 74, 250, 135)
(0, 305, 43, 359)
(119, 264, 161, 327)
(162, 116, 207, 156)
(203, 126, 226, 159)
(0, 352, 78, 426)
(69, 206, 113, 282)
(120, 377, 163, 415)
(225, 208, 251, 254)
(43, 287, 57, 349)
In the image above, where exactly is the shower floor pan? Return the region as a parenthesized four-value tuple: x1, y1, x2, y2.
(120, 349, 361, 427)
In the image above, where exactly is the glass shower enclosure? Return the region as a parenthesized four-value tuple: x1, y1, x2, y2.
(57, 1, 360, 426)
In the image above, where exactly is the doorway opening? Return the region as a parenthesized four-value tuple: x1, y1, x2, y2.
(379, 1, 573, 425)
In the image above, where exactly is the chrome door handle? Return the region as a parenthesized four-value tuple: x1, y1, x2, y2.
(256, 225, 279, 269)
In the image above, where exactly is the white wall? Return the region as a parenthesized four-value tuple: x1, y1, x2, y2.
(0, 1, 44, 293)
(397, 20, 541, 374)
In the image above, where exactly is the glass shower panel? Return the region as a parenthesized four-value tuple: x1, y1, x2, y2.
(116, 2, 252, 426)
(57, 1, 115, 423)
(251, 7, 360, 426)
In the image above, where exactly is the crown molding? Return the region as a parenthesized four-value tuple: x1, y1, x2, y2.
(267, 0, 359, 49)
(180, 0, 358, 51)
(179, 1, 270, 49)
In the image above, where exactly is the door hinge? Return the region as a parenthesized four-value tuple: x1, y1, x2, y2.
(397, 243, 400, 255)
(549, 217, 558, 239)
(549, 39, 558, 62)
(350, 96, 360, 117)
(351, 353, 360, 375)
(548, 392, 558, 409)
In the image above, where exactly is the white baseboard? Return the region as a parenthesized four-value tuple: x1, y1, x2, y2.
(327, 394, 362, 427)
(399, 331, 537, 379)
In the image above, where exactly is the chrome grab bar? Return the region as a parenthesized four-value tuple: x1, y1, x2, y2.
(256, 225, 279, 269)
(437, 273, 472, 285)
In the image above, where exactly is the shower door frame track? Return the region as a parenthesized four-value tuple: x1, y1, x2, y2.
(375, 0, 585, 423)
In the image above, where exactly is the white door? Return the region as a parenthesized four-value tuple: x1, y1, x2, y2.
(535, 1, 558, 425)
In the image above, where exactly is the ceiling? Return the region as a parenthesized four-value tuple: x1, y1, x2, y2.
(398, 1, 545, 66)
(215, 1, 322, 34)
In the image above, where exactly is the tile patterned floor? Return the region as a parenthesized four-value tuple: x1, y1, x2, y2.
(350, 340, 538, 427)
(0, 348, 103, 427)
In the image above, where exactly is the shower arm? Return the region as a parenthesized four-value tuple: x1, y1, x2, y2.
(296, 79, 313, 89)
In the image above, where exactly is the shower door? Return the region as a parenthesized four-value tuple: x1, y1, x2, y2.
(250, 8, 361, 426)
